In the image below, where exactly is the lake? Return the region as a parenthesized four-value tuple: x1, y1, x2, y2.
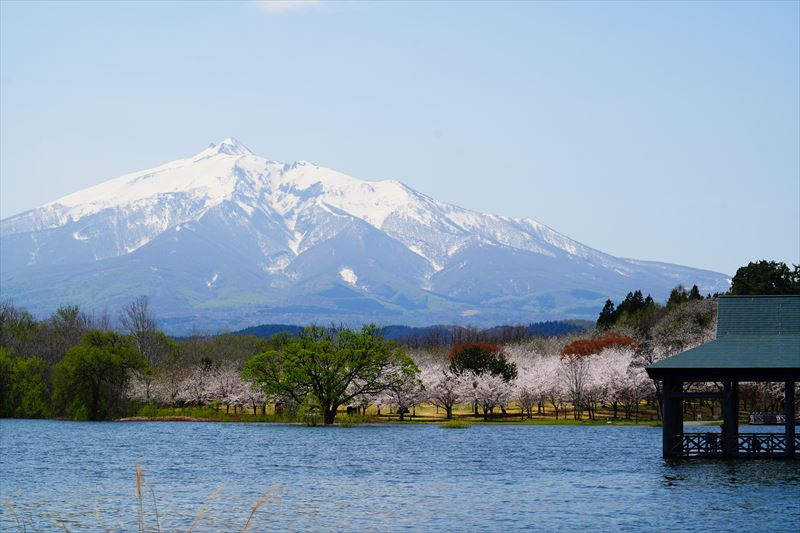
(1, 419, 798, 531)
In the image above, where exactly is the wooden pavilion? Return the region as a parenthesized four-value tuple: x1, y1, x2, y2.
(646, 295, 800, 459)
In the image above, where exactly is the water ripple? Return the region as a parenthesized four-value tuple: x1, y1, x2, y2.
(1, 420, 798, 531)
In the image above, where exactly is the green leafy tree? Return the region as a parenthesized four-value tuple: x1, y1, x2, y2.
(242, 324, 418, 425)
(1, 348, 54, 418)
(448, 342, 517, 381)
(52, 331, 143, 420)
(730, 260, 800, 295)
(10, 357, 52, 418)
(0, 348, 12, 416)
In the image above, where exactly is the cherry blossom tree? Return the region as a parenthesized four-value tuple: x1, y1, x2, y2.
(379, 374, 425, 421)
(620, 364, 648, 421)
(560, 351, 591, 420)
(591, 348, 635, 419)
(543, 360, 567, 420)
(178, 364, 214, 406)
(209, 364, 244, 414)
(241, 379, 267, 415)
(471, 372, 513, 420)
(420, 363, 468, 419)
(506, 342, 566, 419)
(510, 356, 551, 418)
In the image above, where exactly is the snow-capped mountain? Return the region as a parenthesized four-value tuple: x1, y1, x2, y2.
(1, 138, 730, 332)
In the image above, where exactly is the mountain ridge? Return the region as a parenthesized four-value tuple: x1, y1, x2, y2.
(0, 138, 731, 333)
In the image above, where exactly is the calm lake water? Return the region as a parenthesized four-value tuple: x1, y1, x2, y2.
(1, 420, 798, 532)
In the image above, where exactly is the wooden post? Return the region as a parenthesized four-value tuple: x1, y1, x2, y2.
(662, 380, 683, 458)
(722, 381, 739, 458)
(786, 381, 796, 458)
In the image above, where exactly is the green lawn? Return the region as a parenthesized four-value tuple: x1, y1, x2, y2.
(126, 401, 664, 426)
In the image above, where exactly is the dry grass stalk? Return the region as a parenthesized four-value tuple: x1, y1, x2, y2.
(149, 485, 161, 533)
(92, 502, 111, 532)
(3, 497, 25, 533)
(136, 466, 145, 533)
(187, 486, 225, 533)
(241, 486, 281, 533)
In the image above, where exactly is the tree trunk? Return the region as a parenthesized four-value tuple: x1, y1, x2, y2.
(324, 406, 337, 425)
(90, 382, 100, 420)
(445, 406, 452, 419)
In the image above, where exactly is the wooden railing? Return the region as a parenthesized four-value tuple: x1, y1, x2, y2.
(738, 433, 787, 457)
(673, 432, 796, 458)
(673, 432, 722, 457)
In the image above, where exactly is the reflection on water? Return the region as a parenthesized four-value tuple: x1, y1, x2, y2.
(664, 459, 800, 488)
(1, 420, 798, 531)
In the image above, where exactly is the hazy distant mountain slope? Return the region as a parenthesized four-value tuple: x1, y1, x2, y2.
(0, 138, 730, 333)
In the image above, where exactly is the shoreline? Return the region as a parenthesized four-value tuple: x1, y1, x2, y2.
(114, 415, 663, 427)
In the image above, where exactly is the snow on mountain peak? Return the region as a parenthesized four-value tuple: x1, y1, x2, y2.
(4, 138, 586, 265)
(213, 137, 252, 155)
(0, 137, 733, 329)
(3, 137, 664, 270)
(198, 137, 253, 158)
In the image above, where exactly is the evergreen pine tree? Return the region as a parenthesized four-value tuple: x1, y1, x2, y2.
(688, 284, 702, 300)
(596, 299, 617, 329)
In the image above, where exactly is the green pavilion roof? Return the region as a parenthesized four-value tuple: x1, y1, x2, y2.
(647, 295, 800, 381)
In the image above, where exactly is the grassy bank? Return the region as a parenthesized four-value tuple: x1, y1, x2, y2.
(120, 403, 663, 426)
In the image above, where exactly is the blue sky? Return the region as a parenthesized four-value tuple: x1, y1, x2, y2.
(1, 0, 798, 276)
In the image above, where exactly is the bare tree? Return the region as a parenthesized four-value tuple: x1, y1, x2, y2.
(119, 296, 159, 363)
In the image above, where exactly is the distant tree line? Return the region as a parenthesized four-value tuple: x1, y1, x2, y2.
(596, 285, 708, 336)
(2, 259, 795, 423)
(389, 321, 590, 348)
(0, 298, 278, 420)
(596, 259, 799, 337)
(233, 321, 590, 349)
